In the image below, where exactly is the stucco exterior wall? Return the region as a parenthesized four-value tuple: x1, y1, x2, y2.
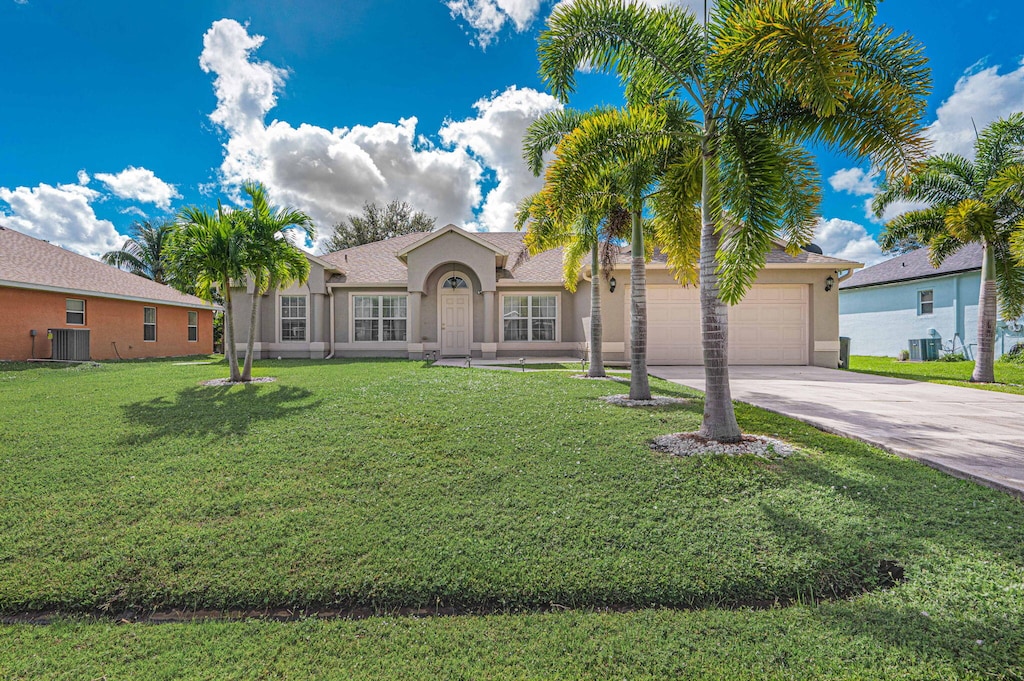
(840, 271, 1024, 357)
(0, 286, 213, 361)
(406, 232, 498, 293)
(613, 266, 841, 368)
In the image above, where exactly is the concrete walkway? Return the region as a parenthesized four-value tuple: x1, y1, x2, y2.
(649, 365, 1024, 497)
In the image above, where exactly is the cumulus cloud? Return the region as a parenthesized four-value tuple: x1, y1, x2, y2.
(827, 167, 876, 196)
(199, 19, 559, 251)
(0, 182, 124, 258)
(76, 169, 90, 185)
(814, 217, 885, 266)
(446, 0, 543, 48)
(450, 0, 706, 49)
(926, 60, 1024, 158)
(94, 166, 181, 210)
(440, 86, 561, 230)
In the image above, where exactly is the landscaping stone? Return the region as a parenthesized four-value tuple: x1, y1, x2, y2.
(600, 394, 689, 407)
(651, 432, 795, 458)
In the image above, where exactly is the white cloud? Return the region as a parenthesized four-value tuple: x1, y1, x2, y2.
(451, 0, 706, 49)
(199, 19, 559, 251)
(814, 217, 885, 266)
(827, 167, 876, 196)
(76, 169, 90, 185)
(926, 60, 1024, 158)
(94, 166, 181, 210)
(440, 86, 561, 231)
(0, 182, 123, 258)
(446, 0, 542, 48)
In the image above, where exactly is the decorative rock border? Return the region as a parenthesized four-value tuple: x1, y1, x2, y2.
(651, 432, 795, 458)
(600, 394, 690, 407)
(200, 376, 277, 387)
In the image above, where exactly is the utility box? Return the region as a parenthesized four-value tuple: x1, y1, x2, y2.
(839, 337, 851, 369)
(908, 338, 940, 361)
(49, 328, 91, 361)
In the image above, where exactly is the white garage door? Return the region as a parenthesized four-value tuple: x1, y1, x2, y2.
(644, 285, 808, 365)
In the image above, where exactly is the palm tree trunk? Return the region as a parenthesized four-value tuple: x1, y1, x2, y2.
(972, 241, 997, 383)
(588, 243, 606, 378)
(241, 286, 260, 381)
(698, 152, 742, 442)
(629, 207, 651, 400)
(222, 282, 242, 382)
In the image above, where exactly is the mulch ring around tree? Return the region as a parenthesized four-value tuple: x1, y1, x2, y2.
(651, 432, 795, 459)
(200, 376, 277, 387)
(600, 394, 689, 407)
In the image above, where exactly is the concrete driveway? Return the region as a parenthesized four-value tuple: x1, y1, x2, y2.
(649, 365, 1024, 497)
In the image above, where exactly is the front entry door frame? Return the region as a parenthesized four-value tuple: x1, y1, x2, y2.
(439, 272, 472, 357)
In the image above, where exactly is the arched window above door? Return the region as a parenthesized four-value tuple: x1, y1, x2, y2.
(443, 276, 468, 289)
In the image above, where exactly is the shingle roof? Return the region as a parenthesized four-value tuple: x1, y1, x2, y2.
(320, 229, 860, 286)
(635, 244, 860, 267)
(840, 243, 982, 290)
(320, 228, 563, 284)
(0, 225, 215, 308)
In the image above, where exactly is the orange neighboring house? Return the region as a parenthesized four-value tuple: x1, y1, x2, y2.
(0, 225, 217, 361)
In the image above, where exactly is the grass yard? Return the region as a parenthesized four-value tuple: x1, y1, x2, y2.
(1, 358, 1023, 679)
(849, 355, 1024, 395)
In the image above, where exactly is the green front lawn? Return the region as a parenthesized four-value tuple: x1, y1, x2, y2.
(848, 355, 1024, 395)
(1, 359, 1022, 679)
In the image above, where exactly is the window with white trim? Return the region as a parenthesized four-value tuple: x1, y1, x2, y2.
(353, 295, 407, 342)
(66, 299, 85, 325)
(503, 294, 557, 341)
(143, 306, 157, 341)
(918, 289, 934, 315)
(281, 296, 307, 342)
(187, 311, 198, 342)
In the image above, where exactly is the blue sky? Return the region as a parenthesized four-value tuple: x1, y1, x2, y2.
(2, 0, 1023, 264)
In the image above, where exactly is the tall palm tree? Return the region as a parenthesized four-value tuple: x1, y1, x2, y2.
(875, 114, 1024, 383)
(236, 181, 314, 382)
(538, 0, 930, 441)
(169, 203, 246, 382)
(519, 106, 624, 380)
(102, 221, 183, 290)
(538, 104, 693, 399)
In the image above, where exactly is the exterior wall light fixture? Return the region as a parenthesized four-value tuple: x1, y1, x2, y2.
(609, 277, 617, 293)
(825, 275, 835, 292)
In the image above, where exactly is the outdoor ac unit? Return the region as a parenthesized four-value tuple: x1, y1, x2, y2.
(49, 328, 91, 361)
(908, 338, 939, 361)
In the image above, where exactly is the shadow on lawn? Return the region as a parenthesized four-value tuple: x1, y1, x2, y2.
(121, 382, 320, 444)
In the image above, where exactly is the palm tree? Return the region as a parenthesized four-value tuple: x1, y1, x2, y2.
(169, 203, 246, 382)
(102, 220, 184, 290)
(536, 105, 693, 399)
(538, 0, 930, 441)
(519, 107, 623, 380)
(236, 181, 314, 382)
(875, 114, 1024, 383)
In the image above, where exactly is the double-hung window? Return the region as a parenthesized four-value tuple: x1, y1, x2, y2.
(66, 299, 85, 325)
(503, 294, 557, 342)
(143, 307, 157, 341)
(918, 289, 934, 315)
(353, 295, 407, 342)
(187, 311, 198, 342)
(281, 296, 307, 342)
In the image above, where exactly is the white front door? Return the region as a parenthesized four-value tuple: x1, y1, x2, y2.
(441, 292, 471, 356)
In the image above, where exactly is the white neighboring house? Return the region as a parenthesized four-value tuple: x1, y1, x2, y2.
(839, 243, 1024, 358)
